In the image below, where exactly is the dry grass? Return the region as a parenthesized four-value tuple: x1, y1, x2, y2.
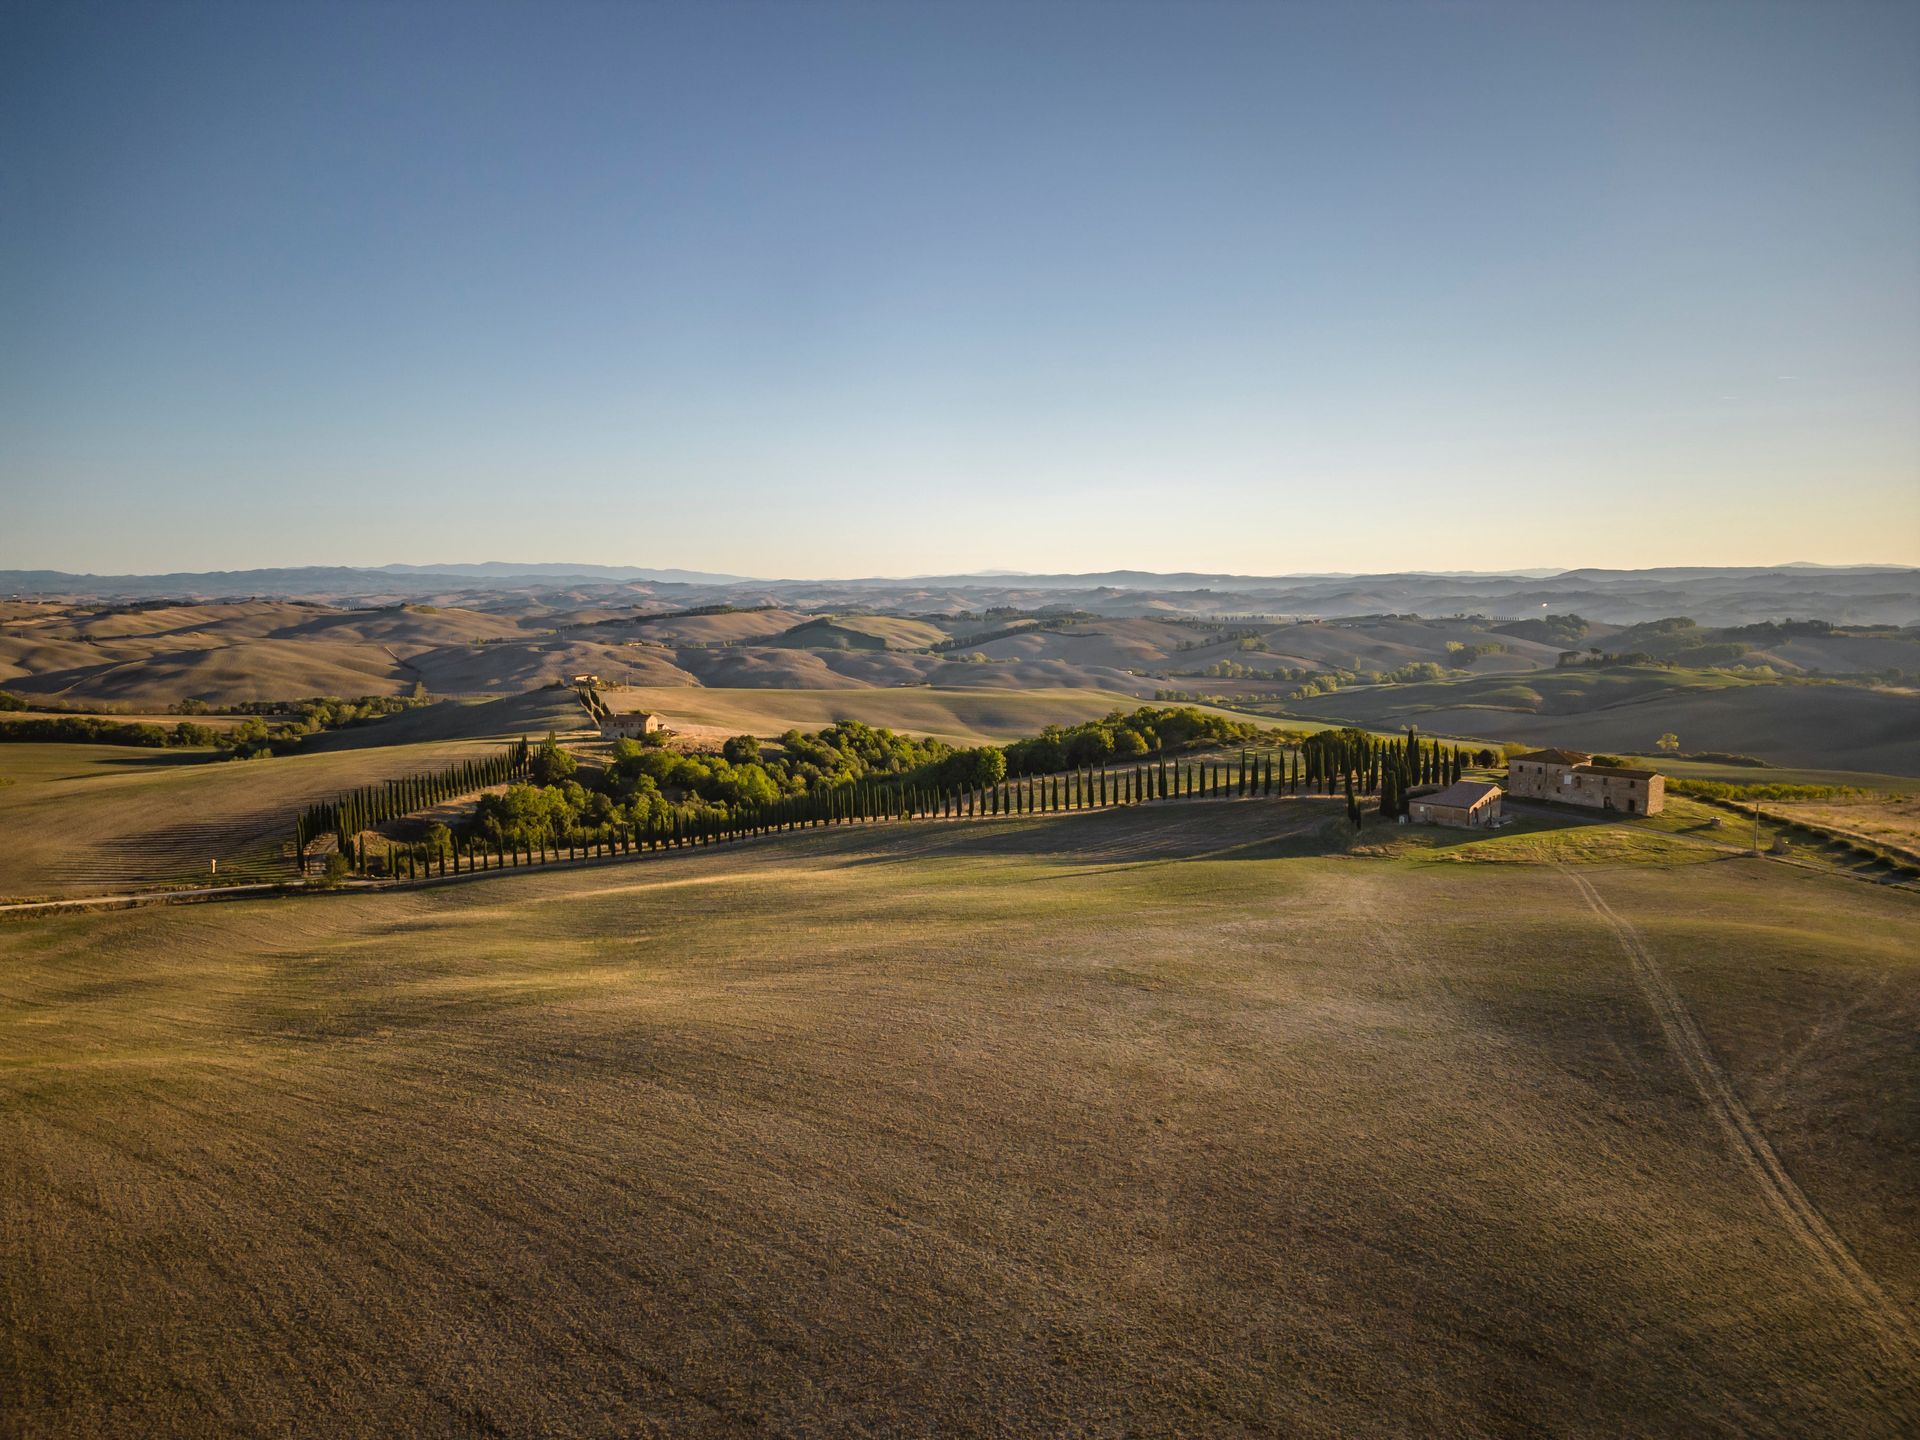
(599, 685, 1234, 746)
(1771, 795, 1920, 855)
(2, 804, 1916, 1435)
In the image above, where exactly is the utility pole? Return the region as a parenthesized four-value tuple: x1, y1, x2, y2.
(1753, 801, 1762, 855)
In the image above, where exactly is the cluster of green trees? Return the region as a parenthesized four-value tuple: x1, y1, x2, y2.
(1000, 706, 1275, 775)
(456, 724, 1009, 856)
(294, 739, 531, 863)
(1184, 659, 1280, 680)
(1172, 627, 1267, 652)
(218, 693, 432, 756)
(1285, 662, 1453, 699)
(1495, 613, 1590, 647)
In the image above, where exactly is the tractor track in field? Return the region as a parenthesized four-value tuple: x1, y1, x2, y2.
(1562, 865, 1920, 1366)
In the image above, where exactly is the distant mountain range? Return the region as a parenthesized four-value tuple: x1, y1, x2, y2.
(373, 562, 752, 584)
(3, 563, 1916, 627)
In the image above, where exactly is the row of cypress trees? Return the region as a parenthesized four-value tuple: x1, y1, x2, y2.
(293, 738, 531, 868)
(1302, 726, 1467, 799)
(311, 726, 1484, 881)
(331, 746, 1325, 880)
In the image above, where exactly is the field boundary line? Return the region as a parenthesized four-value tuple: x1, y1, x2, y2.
(1562, 864, 1920, 1365)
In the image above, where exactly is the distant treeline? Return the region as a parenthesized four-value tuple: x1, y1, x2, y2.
(0, 692, 429, 757)
(0, 715, 203, 748)
(594, 603, 782, 629)
(928, 621, 1046, 653)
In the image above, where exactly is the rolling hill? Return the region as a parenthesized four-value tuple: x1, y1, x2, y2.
(1284, 668, 1920, 775)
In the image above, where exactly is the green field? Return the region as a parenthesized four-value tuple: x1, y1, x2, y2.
(3, 802, 1915, 1435)
(1622, 755, 1916, 792)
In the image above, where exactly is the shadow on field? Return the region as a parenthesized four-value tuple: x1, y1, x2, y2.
(91, 751, 219, 770)
(839, 799, 1336, 874)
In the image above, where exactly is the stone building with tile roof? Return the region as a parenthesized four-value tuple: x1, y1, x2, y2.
(1409, 780, 1504, 829)
(1507, 748, 1665, 815)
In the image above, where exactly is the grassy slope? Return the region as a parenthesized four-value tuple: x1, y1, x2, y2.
(1286, 665, 1761, 721)
(764, 615, 950, 651)
(1622, 756, 1918, 791)
(1, 804, 1914, 1435)
(0, 694, 578, 899)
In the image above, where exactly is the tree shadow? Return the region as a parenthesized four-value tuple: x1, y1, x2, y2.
(836, 799, 1336, 873)
(88, 749, 222, 769)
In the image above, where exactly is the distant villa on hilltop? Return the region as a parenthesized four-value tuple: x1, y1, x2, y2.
(602, 710, 664, 740)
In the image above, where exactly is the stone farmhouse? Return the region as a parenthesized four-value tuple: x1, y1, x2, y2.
(601, 710, 664, 740)
(1507, 748, 1665, 815)
(1410, 780, 1504, 829)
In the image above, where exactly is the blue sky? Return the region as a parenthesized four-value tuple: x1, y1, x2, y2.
(2, 0, 1916, 577)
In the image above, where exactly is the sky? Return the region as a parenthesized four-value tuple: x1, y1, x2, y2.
(2, 0, 1916, 579)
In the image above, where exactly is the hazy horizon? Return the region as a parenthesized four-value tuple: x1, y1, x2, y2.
(4, 0, 1917, 575)
(4, 556, 1919, 585)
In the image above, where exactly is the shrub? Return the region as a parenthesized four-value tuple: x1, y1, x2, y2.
(1667, 779, 1869, 803)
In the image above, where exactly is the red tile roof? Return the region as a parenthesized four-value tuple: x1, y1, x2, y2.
(1414, 781, 1503, 810)
(1511, 748, 1592, 766)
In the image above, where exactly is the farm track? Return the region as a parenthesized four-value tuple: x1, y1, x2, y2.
(1562, 865, 1920, 1366)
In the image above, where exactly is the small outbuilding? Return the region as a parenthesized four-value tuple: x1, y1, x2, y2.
(1410, 780, 1504, 829)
